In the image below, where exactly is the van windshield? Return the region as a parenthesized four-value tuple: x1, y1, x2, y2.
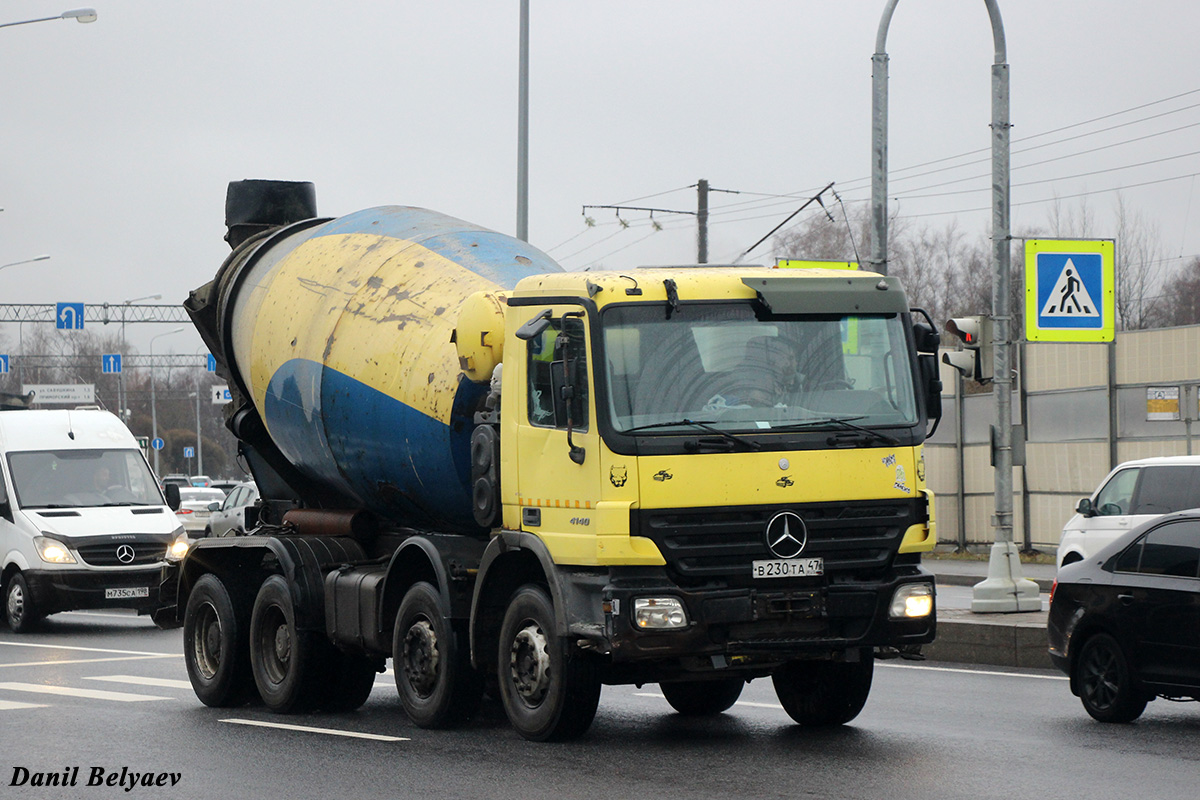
(602, 303, 919, 433)
(7, 449, 164, 509)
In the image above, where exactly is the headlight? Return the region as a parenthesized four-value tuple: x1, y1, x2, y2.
(34, 535, 76, 564)
(167, 534, 190, 561)
(633, 597, 689, 629)
(890, 583, 934, 619)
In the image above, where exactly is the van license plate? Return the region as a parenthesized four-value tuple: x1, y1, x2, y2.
(751, 558, 824, 579)
(105, 587, 149, 599)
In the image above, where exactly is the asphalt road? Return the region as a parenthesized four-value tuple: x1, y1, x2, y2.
(1, 610, 1198, 800)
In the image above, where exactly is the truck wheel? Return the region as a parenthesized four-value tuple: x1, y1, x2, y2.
(1074, 633, 1147, 723)
(497, 584, 601, 742)
(319, 649, 380, 713)
(183, 573, 254, 706)
(772, 654, 874, 727)
(660, 678, 744, 715)
(393, 581, 483, 727)
(5, 572, 41, 633)
(250, 574, 325, 713)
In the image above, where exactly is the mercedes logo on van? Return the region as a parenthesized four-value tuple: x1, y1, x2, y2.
(765, 511, 807, 559)
(115, 545, 136, 564)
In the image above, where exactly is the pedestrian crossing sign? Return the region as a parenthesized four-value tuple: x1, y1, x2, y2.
(1024, 239, 1115, 342)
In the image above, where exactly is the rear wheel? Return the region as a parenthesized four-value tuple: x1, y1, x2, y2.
(249, 575, 326, 713)
(4, 572, 41, 633)
(1074, 633, 1147, 723)
(183, 573, 254, 707)
(497, 584, 601, 742)
(660, 678, 744, 715)
(393, 581, 483, 727)
(319, 650, 380, 712)
(773, 654, 874, 727)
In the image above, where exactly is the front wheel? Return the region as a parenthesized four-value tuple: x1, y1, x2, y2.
(4, 572, 41, 633)
(1074, 633, 1147, 723)
(249, 575, 326, 713)
(660, 678, 744, 715)
(773, 654, 874, 727)
(183, 573, 254, 707)
(393, 581, 482, 727)
(497, 584, 601, 742)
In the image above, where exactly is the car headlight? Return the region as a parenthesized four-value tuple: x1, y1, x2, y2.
(633, 597, 689, 629)
(34, 535, 76, 564)
(167, 534, 190, 562)
(890, 583, 934, 619)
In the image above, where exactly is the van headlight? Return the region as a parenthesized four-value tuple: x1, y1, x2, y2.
(633, 597, 689, 629)
(34, 535, 76, 564)
(167, 534, 190, 562)
(890, 583, 934, 619)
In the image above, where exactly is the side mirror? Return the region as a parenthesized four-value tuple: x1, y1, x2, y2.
(516, 309, 552, 341)
(1075, 497, 1094, 516)
(165, 483, 181, 511)
(208, 501, 221, 512)
(918, 353, 943, 423)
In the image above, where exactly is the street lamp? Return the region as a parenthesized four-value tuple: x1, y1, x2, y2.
(118, 294, 162, 417)
(188, 391, 203, 477)
(0, 9, 97, 29)
(149, 326, 185, 476)
(0, 254, 50, 273)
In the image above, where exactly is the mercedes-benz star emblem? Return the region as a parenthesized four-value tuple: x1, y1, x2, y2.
(765, 511, 807, 559)
(115, 544, 136, 564)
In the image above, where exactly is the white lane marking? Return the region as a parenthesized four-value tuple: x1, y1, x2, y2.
(0, 641, 177, 658)
(86, 675, 194, 690)
(0, 699, 48, 710)
(220, 719, 408, 742)
(2, 655, 176, 669)
(878, 662, 1069, 681)
(0, 682, 171, 702)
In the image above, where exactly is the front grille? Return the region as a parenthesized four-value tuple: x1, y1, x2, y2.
(636, 499, 918, 586)
(76, 541, 167, 567)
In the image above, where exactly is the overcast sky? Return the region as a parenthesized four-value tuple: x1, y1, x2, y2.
(3, 0, 1199, 356)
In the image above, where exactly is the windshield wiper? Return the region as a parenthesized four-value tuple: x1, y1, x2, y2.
(775, 416, 900, 446)
(623, 418, 761, 450)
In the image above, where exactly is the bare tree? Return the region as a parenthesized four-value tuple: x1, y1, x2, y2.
(1148, 256, 1200, 327)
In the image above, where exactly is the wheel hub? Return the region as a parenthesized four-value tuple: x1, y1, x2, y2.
(273, 624, 292, 664)
(509, 622, 551, 704)
(6, 584, 23, 623)
(403, 620, 440, 696)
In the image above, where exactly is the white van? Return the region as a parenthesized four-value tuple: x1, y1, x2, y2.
(1057, 455, 1200, 569)
(0, 408, 190, 631)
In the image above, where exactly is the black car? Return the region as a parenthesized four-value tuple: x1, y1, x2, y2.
(1048, 509, 1200, 722)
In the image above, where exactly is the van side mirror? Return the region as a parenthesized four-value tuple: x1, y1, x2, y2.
(0, 479, 10, 521)
(165, 483, 181, 511)
(1076, 497, 1094, 517)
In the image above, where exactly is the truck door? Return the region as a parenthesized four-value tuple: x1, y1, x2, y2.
(515, 310, 601, 554)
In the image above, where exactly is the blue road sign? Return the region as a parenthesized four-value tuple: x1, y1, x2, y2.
(55, 302, 85, 330)
(207, 353, 217, 372)
(0, 355, 8, 375)
(102, 354, 122, 374)
(183, 446, 195, 459)
(1025, 239, 1115, 343)
(151, 437, 165, 451)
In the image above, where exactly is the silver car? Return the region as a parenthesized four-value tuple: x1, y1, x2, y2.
(173, 487, 228, 534)
(205, 482, 260, 537)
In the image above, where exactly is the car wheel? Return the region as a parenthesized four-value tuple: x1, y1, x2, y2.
(5, 572, 42, 633)
(660, 678, 744, 715)
(183, 573, 255, 706)
(773, 654, 874, 727)
(1074, 632, 1147, 723)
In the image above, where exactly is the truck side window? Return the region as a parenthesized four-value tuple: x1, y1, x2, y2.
(527, 316, 589, 430)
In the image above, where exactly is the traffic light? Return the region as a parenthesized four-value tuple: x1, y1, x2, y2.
(942, 316, 993, 383)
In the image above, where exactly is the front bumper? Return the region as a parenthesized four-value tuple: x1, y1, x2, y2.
(23, 567, 167, 615)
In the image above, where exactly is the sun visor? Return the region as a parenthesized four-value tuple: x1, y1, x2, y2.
(741, 275, 909, 315)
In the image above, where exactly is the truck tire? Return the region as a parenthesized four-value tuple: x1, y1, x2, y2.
(4, 572, 41, 633)
(183, 573, 254, 707)
(660, 678, 744, 715)
(772, 654, 874, 727)
(497, 584, 601, 742)
(249, 574, 326, 713)
(319, 649, 380, 713)
(393, 581, 482, 728)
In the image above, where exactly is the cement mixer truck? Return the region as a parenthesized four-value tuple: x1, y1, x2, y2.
(163, 180, 944, 741)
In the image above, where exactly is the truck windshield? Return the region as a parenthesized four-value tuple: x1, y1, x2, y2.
(602, 303, 919, 433)
(7, 449, 164, 509)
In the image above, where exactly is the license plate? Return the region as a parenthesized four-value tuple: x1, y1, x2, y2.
(105, 587, 150, 600)
(751, 557, 824, 579)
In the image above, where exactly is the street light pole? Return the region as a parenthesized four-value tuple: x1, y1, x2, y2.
(149, 327, 185, 476)
(189, 391, 203, 476)
(0, 254, 50, 273)
(0, 8, 97, 29)
(120, 294, 161, 420)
